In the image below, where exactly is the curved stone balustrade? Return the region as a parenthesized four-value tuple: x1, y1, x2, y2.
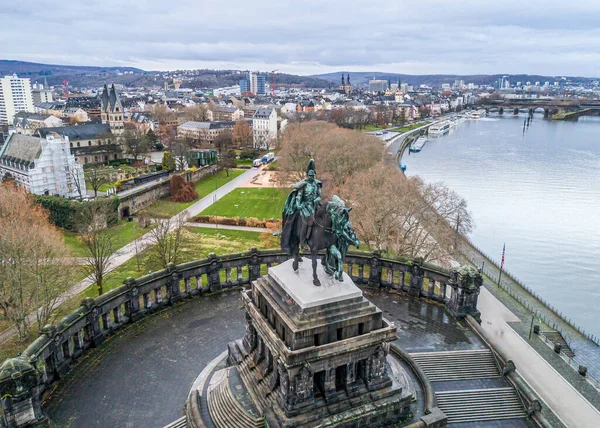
(0, 248, 457, 427)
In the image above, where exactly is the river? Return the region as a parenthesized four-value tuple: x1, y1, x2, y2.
(401, 114, 600, 338)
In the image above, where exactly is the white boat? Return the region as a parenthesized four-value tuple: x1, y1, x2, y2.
(469, 109, 487, 120)
(428, 120, 452, 136)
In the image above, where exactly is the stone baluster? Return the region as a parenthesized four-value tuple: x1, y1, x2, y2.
(387, 269, 393, 287)
(408, 260, 424, 297)
(196, 275, 203, 293)
(226, 267, 232, 285)
(357, 264, 364, 281)
(184, 277, 191, 294)
(155, 287, 163, 304)
(368, 252, 382, 287)
(346, 263, 353, 279)
(207, 253, 222, 292)
(427, 278, 435, 299)
(81, 297, 103, 346)
(237, 267, 243, 283)
(124, 277, 141, 321)
(101, 313, 110, 330)
(440, 282, 447, 302)
(248, 247, 262, 281)
(113, 306, 122, 325)
(167, 263, 182, 303)
(143, 293, 151, 310)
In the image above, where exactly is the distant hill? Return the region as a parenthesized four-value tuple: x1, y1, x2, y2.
(0, 60, 330, 89)
(312, 71, 587, 87)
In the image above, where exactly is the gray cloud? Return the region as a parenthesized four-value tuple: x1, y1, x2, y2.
(1, 0, 600, 76)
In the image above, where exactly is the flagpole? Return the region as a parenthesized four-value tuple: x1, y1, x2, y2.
(498, 243, 505, 287)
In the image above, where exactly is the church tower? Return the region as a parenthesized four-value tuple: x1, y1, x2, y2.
(101, 84, 124, 135)
(340, 74, 352, 95)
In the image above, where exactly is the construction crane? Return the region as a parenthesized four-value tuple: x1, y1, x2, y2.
(271, 70, 279, 96)
(62, 79, 69, 99)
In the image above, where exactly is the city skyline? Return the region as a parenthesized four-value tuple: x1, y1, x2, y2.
(2, 1, 600, 77)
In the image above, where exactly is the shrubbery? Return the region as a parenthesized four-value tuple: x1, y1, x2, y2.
(192, 215, 281, 230)
(34, 196, 120, 231)
(170, 175, 198, 203)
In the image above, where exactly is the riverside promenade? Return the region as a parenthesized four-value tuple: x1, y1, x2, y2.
(458, 238, 600, 424)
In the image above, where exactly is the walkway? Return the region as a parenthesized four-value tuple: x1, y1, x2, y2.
(0, 168, 258, 346)
(477, 287, 600, 427)
(184, 222, 269, 233)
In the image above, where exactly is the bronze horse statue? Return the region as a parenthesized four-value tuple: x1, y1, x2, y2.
(281, 197, 359, 286)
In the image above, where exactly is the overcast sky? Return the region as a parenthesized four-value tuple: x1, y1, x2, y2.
(2, 0, 600, 77)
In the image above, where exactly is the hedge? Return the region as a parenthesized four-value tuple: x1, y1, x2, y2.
(35, 196, 120, 231)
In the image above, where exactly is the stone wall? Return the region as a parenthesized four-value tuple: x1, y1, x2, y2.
(118, 164, 218, 218)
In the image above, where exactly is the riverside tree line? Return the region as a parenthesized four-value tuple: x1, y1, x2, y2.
(276, 121, 474, 263)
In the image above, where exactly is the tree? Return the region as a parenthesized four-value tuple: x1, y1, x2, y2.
(214, 130, 233, 154)
(146, 129, 159, 148)
(171, 138, 192, 171)
(170, 175, 197, 202)
(148, 215, 188, 269)
(183, 104, 210, 122)
(70, 166, 86, 200)
(220, 150, 237, 177)
(85, 168, 109, 199)
(77, 203, 119, 296)
(233, 120, 252, 146)
(0, 183, 74, 339)
(122, 128, 150, 161)
(162, 151, 176, 172)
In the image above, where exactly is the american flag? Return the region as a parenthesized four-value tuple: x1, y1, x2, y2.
(501, 243, 506, 270)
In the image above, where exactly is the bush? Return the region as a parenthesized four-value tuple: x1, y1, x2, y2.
(239, 149, 260, 160)
(170, 175, 198, 203)
(35, 196, 120, 231)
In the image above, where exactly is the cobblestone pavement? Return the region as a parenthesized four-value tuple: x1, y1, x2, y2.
(44, 291, 246, 428)
(363, 288, 484, 352)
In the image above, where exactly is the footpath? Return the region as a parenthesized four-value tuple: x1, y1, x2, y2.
(0, 168, 258, 346)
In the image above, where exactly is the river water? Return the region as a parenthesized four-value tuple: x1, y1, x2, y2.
(401, 114, 600, 338)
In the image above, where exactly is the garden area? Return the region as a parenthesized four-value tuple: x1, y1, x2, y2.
(199, 187, 288, 220)
(145, 169, 245, 218)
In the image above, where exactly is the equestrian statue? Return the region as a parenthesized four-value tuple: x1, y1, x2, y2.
(280, 159, 359, 286)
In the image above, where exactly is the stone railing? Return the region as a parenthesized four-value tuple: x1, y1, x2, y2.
(0, 249, 458, 427)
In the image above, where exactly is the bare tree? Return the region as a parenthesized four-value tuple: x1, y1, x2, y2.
(122, 128, 150, 162)
(233, 120, 252, 146)
(85, 168, 109, 199)
(78, 203, 119, 295)
(184, 104, 210, 122)
(214, 130, 233, 154)
(0, 183, 74, 339)
(172, 138, 192, 171)
(71, 167, 86, 200)
(148, 214, 188, 269)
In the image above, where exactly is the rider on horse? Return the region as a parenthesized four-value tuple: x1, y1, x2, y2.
(281, 159, 322, 252)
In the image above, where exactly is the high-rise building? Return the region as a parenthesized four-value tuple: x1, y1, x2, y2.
(239, 72, 266, 96)
(256, 75, 266, 96)
(0, 74, 34, 125)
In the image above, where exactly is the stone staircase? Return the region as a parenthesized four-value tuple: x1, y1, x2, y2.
(207, 368, 264, 428)
(162, 416, 187, 428)
(543, 331, 575, 357)
(409, 349, 500, 381)
(237, 350, 272, 412)
(436, 387, 527, 424)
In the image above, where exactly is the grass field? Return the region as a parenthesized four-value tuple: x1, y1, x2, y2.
(200, 187, 287, 220)
(388, 122, 427, 133)
(77, 227, 276, 298)
(62, 221, 153, 256)
(145, 169, 245, 218)
(86, 181, 115, 193)
(363, 124, 386, 131)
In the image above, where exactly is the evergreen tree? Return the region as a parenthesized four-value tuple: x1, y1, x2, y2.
(146, 129, 159, 147)
(162, 151, 176, 172)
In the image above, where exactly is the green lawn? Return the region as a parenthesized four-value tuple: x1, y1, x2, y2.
(235, 159, 254, 167)
(145, 169, 245, 218)
(363, 124, 386, 131)
(86, 181, 115, 193)
(200, 188, 287, 220)
(388, 122, 427, 133)
(79, 227, 276, 298)
(63, 221, 153, 256)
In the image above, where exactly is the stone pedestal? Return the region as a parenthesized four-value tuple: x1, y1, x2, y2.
(447, 265, 482, 322)
(0, 357, 47, 427)
(222, 259, 416, 426)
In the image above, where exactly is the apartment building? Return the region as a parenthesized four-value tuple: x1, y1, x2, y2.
(0, 74, 34, 125)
